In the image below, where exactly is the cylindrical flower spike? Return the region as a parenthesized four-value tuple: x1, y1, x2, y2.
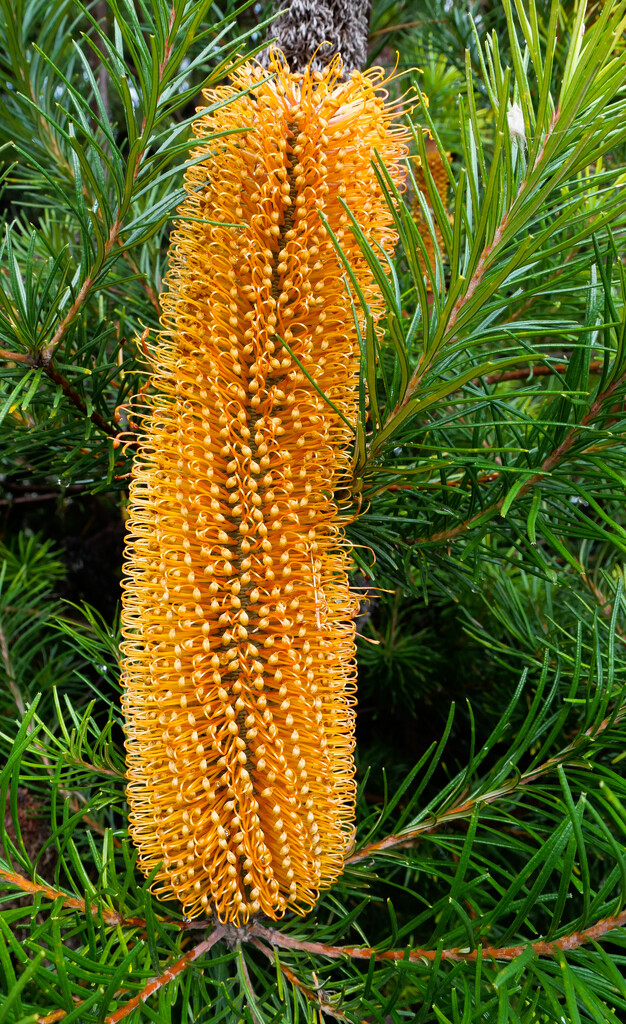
(411, 139, 450, 288)
(121, 54, 407, 924)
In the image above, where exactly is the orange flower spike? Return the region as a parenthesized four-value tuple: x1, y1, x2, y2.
(412, 138, 450, 286)
(121, 54, 408, 924)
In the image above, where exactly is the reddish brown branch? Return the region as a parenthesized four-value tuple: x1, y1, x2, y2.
(0, 343, 127, 440)
(370, 17, 444, 37)
(251, 938, 350, 1021)
(42, 217, 121, 364)
(19, 899, 626, 1024)
(383, 470, 502, 495)
(120, 249, 161, 313)
(484, 359, 605, 386)
(161, 2, 177, 73)
(61, 789, 124, 849)
(34, 8, 175, 364)
(0, 13, 178, 425)
(37, 357, 119, 437)
(238, 947, 264, 1024)
(36, 1010, 84, 1024)
(104, 928, 225, 1024)
(348, 705, 622, 864)
(412, 369, 626, 547)
(581, 572, 625, 636)
(389, 109, 563, 419)
(0, 347, 31, 364)
(251, 908, 626, 964)
(392, 214, 512, 417)
(448, 219, 510, 336)
(0, 868, 144, 928)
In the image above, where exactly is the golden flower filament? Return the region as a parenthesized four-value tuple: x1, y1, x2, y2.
(121, 54, 407, 923)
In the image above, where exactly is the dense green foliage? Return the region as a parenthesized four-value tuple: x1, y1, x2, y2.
(1, 0, 626, 1021)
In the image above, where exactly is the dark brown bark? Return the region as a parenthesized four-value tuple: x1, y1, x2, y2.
(261, 0, 371, 76)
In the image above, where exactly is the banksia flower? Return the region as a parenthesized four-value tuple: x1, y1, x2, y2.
(121, 54, 407, 924)
(412, 138, 450, 286)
